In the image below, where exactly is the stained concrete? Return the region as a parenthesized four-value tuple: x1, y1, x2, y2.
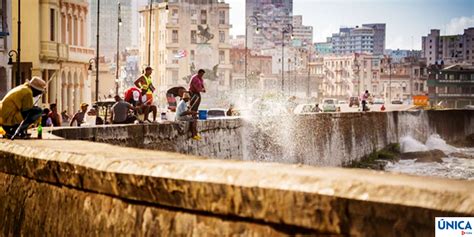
(51, 110, 474, 166)
(0, 139, 473, 236)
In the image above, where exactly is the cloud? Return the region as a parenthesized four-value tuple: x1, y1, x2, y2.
(445, 16, 474, 35)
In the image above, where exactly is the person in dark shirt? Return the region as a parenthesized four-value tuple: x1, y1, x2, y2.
(48, 103, 61, 126)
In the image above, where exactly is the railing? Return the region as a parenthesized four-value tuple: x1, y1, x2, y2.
(68, 45, 95, 63)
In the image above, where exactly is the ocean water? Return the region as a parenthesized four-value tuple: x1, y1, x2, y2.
(386, 135, 474, 180)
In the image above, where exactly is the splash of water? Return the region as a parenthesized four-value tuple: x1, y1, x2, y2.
(387, 135, 472, 180)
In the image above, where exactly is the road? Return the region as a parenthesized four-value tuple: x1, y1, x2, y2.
(338, 103, 414, 112)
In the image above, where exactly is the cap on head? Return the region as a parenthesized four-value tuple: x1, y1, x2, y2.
(81, 102, 89, 107)
(28, 76, 46, 92)
(182, 92, 191, 99)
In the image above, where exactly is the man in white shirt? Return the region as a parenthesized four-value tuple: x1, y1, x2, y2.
(176, 92, 200, 140)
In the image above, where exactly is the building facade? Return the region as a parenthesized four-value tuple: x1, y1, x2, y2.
(246, 0, 293, 50)
(320, 54, 382, 99)
(380, 56, 428, 101)
(314, 40, 332, 56)
(422, 28, 474, 66)
(0, 0, 12, 99)
(13, 0, 94, 115)
(89, 0, 132, 59)
(291, 15, 313, 48)
(139, 0, 232, 103)
(331, 24, 386, 55)
(427, 64, 474, 108)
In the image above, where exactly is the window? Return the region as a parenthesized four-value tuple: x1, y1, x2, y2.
(219, 50, 225, 63)
(190, 10, 197, 24)
(50, 9, 55, 41)
(448, 74, 455, 80)
(420, 83, 424, 92)
(372, 72, 377, 79)
(200, 10, 207, 25)
(219, 31, 225, 43)
(191, 30, 197, 43)
(171, 9, 179, 24)
(172, 50, 178, 64)
(219, 11, 226, 25)
(172, 70, 179, 83)
(172, 30, 178, 43)
(219, 72, 225, 86)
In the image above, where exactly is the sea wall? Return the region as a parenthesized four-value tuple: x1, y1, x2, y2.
(1, 140, 472, 236)
(51, 110, 474, 166)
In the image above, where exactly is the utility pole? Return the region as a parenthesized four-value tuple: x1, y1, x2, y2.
(147, 0, 152, 66)
(95, 0, 100, 102)
(115, 2, 122, 95)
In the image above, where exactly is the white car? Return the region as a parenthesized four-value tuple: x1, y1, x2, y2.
(294, 104, 319, 114)
(322, 98, 337, 112)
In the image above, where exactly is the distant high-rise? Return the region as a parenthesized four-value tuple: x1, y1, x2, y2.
(89, 0, 133, 60)
(421, 28, 474, 65)
(292, 15, 313, 48)
(331, 23, 386, 55)
(246, 0, 293, 50)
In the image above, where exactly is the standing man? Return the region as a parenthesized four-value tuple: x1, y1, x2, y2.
(48, 103, 61, 126)
(0, 77, 46, 138)
(134, 67, 155, 107)
(70, 103, 89, 126)
(188, 69, 206, 112)
(361, 90, 370, 112)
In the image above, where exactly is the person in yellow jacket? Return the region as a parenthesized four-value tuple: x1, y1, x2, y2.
(0, 77, 46, 138)
(134, 66, 155, 106)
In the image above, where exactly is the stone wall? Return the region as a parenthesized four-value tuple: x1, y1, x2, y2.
(52, 119, 243, 160)
(52, 110, 474, 167)
(1, 140, 473, 236)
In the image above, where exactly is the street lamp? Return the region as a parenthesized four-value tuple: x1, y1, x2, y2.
(8, 50, 19, 86)
(353, 58, 360, 96)
(8, 0, 21, 87)
(95, 0, 101, 102)
(388, 57, 392, 102)
(115, 2, 122, 95)
(281, 24, 293, 95)
(245, 15, 260, 99)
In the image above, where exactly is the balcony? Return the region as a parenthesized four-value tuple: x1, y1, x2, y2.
(40, 41, 59, 61)
(68, 45, 95, 63)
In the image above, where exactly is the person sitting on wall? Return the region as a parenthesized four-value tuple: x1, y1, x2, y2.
(176, 92, 200, 140)
(0, 76, 46, 139)
(110, 95, 136, 124)
(124, 85, 157, 122)
(166, 86, 186, 112)
(70, 103, 89, 127)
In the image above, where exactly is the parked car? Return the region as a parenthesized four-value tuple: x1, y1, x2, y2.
(294, 104, 319, 114)
(349, 96, 360, 107)
(465, 105, 474, 110)
(373, 98, 385, 104)
(391, 99, 403, 105)
(207, 109, 227, 118)
(322, 98, 337, 112)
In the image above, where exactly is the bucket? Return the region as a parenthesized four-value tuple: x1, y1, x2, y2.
(198, 110, 208, 120)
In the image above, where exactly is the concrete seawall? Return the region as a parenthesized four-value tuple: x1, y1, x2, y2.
(52, 110, 474, 166)
(1, 140, 473, 236)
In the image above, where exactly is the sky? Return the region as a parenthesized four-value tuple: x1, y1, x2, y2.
(226, 0, 474, 50)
